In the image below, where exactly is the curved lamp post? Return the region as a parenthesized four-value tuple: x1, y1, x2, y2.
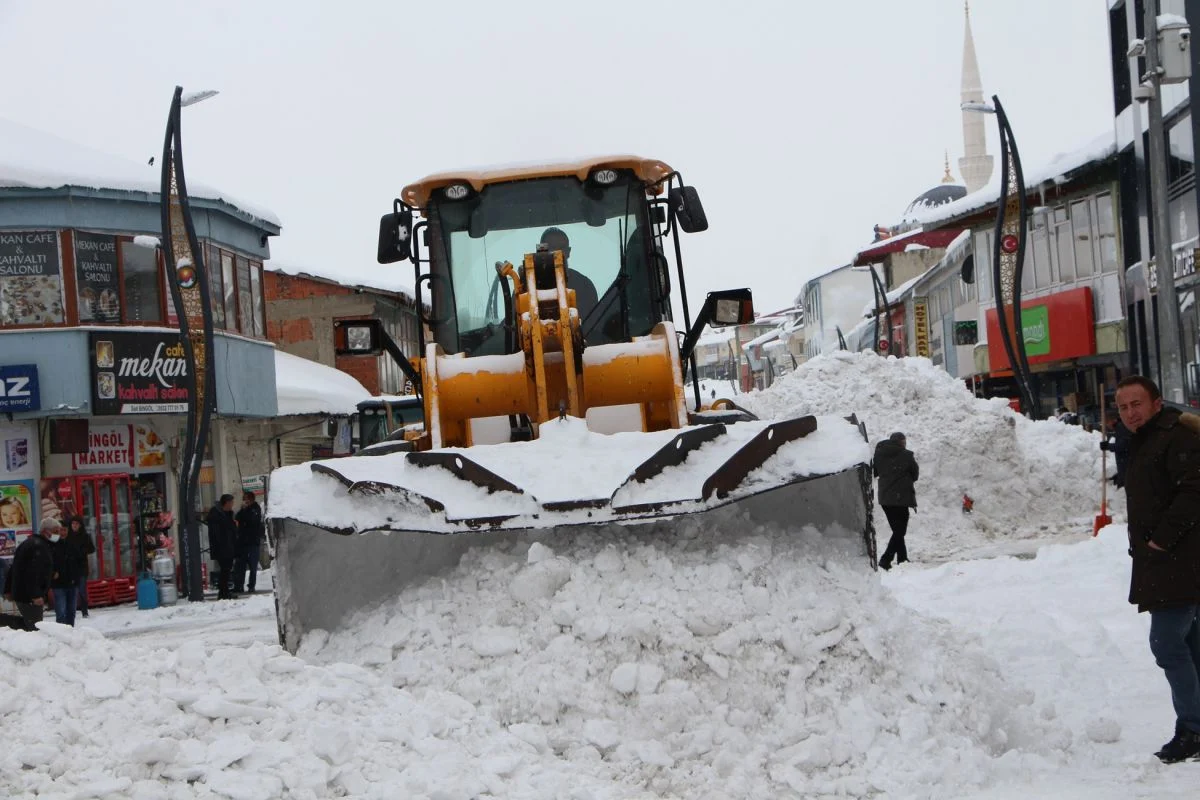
(964, 95, 1039, 419)
(159, 86, 219, 601)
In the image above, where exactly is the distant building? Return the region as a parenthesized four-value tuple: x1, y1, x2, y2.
(264, 265, 421, 396)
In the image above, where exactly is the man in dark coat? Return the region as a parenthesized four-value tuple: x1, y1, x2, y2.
(2, 517, 57, 630)
(233, 491, 264, 594)
(873, 431, 919, 571)
(206, 494, 238, 600)
(49, 518, 86, 626)
(1116, 375, 1200, 763)
(65, 516, 95, 618)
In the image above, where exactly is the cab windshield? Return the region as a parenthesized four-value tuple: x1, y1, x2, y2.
(428, 175, 659, 355)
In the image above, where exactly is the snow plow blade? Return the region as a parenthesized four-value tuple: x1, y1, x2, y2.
(268, 415, 877, 654)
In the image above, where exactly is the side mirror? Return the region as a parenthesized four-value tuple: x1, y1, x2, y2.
(668, 186, 709, 233)
(679, 288, 754, 362)
(377, 209, 412, 264)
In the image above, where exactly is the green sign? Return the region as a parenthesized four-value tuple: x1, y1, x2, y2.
(1021, 305, 1050, 356)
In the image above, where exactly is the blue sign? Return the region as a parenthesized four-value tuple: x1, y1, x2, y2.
(0, 365, 40, 413)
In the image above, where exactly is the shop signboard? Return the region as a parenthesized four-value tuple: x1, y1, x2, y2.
(72, 424, 133, 472)
(0, 364, 40, 413)
(913, 297, 931, 357)
(89, 332, 189, 415)
(0, 230, 65, 325)
(73, 232, 121, 323)
(984, 287, 1096, 371)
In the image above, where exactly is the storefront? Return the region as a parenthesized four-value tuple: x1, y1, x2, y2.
(983, 287, 1120, 420)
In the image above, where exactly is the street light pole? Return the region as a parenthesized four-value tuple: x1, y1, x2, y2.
(159, 85, 219, 602)
(1143, 1, 1186, 403)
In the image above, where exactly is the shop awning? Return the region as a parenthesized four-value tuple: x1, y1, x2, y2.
(853, 228, 965, 267)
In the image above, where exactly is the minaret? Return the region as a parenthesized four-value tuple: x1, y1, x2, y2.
(958, 1, 993, 193)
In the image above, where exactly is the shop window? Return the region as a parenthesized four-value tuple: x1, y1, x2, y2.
(73, 231, 122, 323)
(207, 244, 226, 329)
(1096, 193, 1119, 273)
(1031, 213, 1053, 288)
(236, 256, 253, 333)
(1054, 207, 1075, 283)
(974, 231, 992, 302)
(121, 239, 163, 323)
(0, 230, 65, 326)
(1072, 200, 1095, 278)
(1168, 112, 1194, 183)
(251, 263, 265, 337)
(221, 251, 237, 329)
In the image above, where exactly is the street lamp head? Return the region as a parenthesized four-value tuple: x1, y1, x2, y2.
(180, 89, 219, 108)
(961, 101, 996, 114)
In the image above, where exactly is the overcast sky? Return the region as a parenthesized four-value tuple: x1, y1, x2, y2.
(0, 0, 1115, 315)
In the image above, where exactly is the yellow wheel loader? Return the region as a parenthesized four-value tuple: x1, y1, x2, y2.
(268, 156, 876, 652)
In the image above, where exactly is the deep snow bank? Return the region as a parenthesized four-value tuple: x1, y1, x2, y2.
(302, 516, 1073, 799)
(743, 352, 1109, 558)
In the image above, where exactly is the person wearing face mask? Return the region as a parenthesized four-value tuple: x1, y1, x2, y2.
(2, 516, 57, 631)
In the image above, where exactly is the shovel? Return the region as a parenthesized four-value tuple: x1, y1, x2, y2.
(1093, 384, 1113, 537)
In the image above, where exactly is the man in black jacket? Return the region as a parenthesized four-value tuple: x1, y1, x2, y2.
(206, 494, 238, 600)
(873, 431, 919, 571)
(1116, 375, 1200, 763)
(2, 517, 57, 630)
(233, 491, 264, 594)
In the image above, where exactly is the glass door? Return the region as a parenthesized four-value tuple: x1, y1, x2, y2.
(97, 478, 116, 578)
(80, 480, 98, 579)
(77, 475, 136, 579)
(115, 479, 134, 577)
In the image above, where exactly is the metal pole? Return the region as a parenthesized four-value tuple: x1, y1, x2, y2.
(1144, 0, 1186, 403)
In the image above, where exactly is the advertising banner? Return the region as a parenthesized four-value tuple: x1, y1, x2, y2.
(0, 479, 36, 553)
(0, 230, 64, 325)
(90, 332, 189, 415)
(0, 364, 40, 413)
(913, 297, 931, 358)
(985, 287, 1096, 371)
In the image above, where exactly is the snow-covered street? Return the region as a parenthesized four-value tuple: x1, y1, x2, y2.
(2, 353, 1197, 798)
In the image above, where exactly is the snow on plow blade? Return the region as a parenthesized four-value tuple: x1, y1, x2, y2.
(268, 414, 877, 653)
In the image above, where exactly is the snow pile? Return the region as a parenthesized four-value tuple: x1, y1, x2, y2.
(742, 351, 1107, 558)
(300, 517, 1073, 798)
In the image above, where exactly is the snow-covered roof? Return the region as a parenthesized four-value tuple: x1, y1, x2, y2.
(743, 328, 781, 349)
(696, 329, 735, 349)
(274, 349, 372, 416)
(266, 261, 416, 301)
(908, 131, 1118, 229)
(0, 117, 280, 229)
(859, 231, 972, 317)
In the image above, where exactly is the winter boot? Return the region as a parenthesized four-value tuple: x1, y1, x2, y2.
(1155, 724, 1200, 763)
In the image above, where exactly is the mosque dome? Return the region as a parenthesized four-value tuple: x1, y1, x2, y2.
(903, 154, 967, 219)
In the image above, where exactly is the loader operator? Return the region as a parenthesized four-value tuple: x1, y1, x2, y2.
(539, 228, 598, 322)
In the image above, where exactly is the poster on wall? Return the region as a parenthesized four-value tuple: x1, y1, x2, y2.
(133, 423, 167, 470)
(89, 332, 189, 415)
(0, 230, 65, 325)
(74, 232, 122, 323)
(0, 480, 36, 553)
(0, 421, 40, 482)
(39, 477, 76, 524)
(72, 424, 133, 472)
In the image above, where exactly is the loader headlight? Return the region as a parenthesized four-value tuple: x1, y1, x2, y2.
(591, 168, 619, 185)
(443, 183, 471, 200)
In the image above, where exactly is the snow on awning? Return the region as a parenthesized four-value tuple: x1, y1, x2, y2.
(0, 117, 280, 228)
(743, 328, 781, 349)
(853, 227, 965, 266)
(275, 350, 372, 416)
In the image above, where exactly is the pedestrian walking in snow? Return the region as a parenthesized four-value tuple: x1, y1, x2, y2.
(873, 431, 919, 571)
(1115, 375, 1200, 763)
(206, 495, 238, 600)
(1101, 416, 1132, 489)
(233, 491, 264, 594)
(2, 516, 57, 631)
(65, 516, 94, 619)
(49, 517, 87, 626)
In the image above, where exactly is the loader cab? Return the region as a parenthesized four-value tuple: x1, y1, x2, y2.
(356, 395, 424, 449)
(425, 171, 667, 356)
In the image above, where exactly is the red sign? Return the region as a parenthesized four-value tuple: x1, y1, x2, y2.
(72, 424, 134, 471)
(878, 339, 890, 352)
(985, 287, 1096, 371)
